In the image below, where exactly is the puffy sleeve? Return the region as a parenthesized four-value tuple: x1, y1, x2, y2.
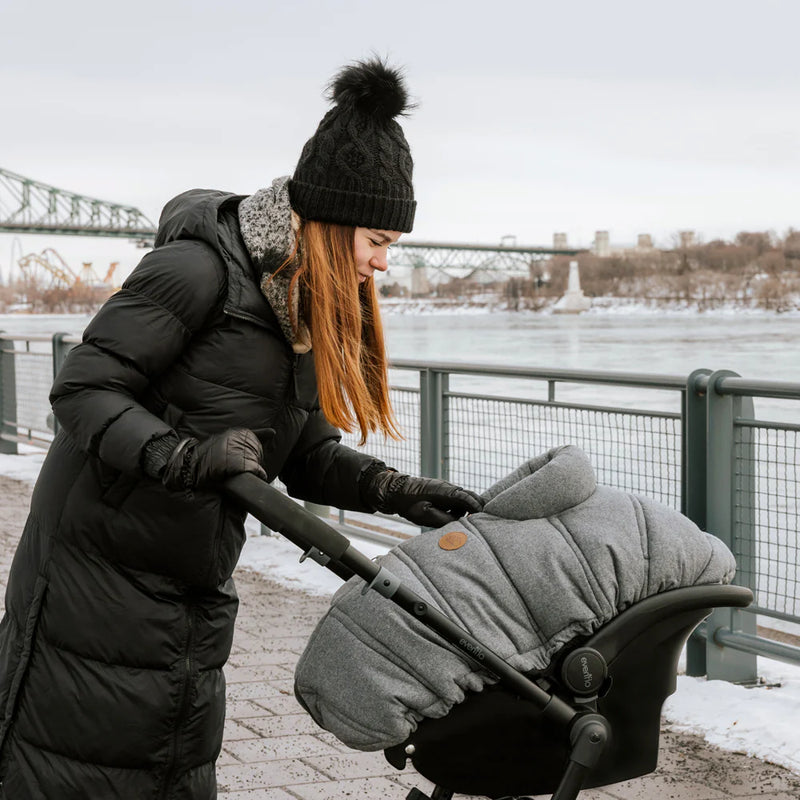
(279, 409, 384, 512)
(50, 241, 226, 474)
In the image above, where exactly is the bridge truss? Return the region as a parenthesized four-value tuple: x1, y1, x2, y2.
(0, 167, 157, 243)
(388, 239, 585, 280)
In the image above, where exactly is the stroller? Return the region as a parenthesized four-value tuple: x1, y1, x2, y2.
(226, 472, 753, 800)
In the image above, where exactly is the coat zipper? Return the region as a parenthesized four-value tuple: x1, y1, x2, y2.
(159, 602, 195, 800)
(288, 353, 300, 405)
(225, 307, 300, 404)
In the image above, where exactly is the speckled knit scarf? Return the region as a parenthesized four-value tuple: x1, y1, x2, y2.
(238, 176, 311, 354)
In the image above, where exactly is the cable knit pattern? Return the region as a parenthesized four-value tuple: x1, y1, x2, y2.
(238, 176, 294, 268)
(288, 58, 416, 232)
(238, 177, 311, 353)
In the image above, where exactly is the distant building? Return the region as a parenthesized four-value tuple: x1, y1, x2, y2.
(410, 265, 430, 296)
(593, 230, 611, 257)
(551, 230, 657, 258)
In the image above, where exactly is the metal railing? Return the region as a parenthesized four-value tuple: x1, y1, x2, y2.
(0, 331, 799, 683)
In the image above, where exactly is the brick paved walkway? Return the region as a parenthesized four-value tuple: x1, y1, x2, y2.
(1, 474, 799, 799)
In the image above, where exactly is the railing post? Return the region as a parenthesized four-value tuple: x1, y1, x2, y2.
(684, 368, 711, 676)
(419, 368, 447, 479)
(441, 372, 451, 481)
(51, 332, 73, 378)
(0, 333, 18, 455)
(705, 370, 757, 683)
(303, 500, 330, 521)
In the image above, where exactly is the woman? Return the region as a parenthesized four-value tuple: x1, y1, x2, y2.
(0, 57, 482, 799)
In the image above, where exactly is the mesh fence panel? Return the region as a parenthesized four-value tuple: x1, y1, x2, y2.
(339, 387, 420, 476)
(0, 347, 11, 433)
(342, 389, 682, 510)
(1, 341, 55, 443)
(734, 424, 799, 619)
(14, 351, 53, 435)
(445, 394, 682, 506)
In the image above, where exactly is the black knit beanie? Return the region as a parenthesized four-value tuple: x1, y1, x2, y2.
(288, 57, 416, 233)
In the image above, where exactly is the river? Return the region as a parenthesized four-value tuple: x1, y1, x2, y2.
(2, 306, 799, 421)
(3, 307, 798, 376)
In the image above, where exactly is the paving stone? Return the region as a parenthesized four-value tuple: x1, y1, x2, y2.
(217, 748, 242, 767)
(223, 718, 263, 742)
(602, 773, 727, 799)
(226, 682, 292, 702)
(309, 729, 360, 754)
(241, 713, 324, 738)
(225, 734, 342, 763)
(225, 664, 295, 683)
(227, 699, 279, 719)
(217, 759, 329, 791)
(253, 694, 309, 716)
(529, 791, 619, 800)
(302, 750, 403, 780)
(226, 650, 303, 668)
(234, 634, 316, 653)
(219, 789, 297, 800)
(681, 761, 800, 797)
(733, 794, 800, 800)
(287, 776, 412, 800)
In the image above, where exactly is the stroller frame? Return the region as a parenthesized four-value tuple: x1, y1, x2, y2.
(226, 474, 753, 800)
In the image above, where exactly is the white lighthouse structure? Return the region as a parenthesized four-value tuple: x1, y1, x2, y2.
(553, 260, 592, 314)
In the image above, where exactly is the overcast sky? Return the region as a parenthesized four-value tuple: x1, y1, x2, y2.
(2, 0, 799, 282)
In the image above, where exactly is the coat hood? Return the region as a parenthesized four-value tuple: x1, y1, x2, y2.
(154, 189, 245, 251)
(153, 188, 276, 328)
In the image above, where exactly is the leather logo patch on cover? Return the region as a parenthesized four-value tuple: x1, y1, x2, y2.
(438, 531, 468, 551)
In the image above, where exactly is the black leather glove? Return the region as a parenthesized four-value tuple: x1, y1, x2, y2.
(161, 428, 268, 493)
(362, 468, 484, 527)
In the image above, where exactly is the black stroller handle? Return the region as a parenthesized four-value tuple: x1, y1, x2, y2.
(225, 472, 355, 580)
(224, 473, 608, 800)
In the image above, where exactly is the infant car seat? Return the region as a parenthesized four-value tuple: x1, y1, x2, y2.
(385, 583, 753, 800)
(224, 473, 753, 800)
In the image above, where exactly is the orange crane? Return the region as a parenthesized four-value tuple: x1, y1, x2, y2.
(103, 262, 119, 287)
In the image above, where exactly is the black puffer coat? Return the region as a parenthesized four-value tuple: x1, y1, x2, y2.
(0, 190, 379, 799)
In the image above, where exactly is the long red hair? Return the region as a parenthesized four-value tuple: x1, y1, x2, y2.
(280, 219, 401, 445)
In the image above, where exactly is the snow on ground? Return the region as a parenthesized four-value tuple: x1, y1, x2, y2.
(0, 450, 47, 482)
(664, 664, 800, 775)
(1, 450, 799, 777)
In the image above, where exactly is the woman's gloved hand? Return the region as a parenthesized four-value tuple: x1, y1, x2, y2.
(162, 428, 268, 493)
(363, 468, 484, 527)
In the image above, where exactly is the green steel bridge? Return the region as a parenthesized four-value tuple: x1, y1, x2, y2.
(0, 167, 157, 246)
(0, 167, 585, 274)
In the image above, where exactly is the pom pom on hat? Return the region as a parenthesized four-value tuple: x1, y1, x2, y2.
(327, 57, 413, 122)
(289, 56, 417, 233)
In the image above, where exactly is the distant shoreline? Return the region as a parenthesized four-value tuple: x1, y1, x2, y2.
(2, 294, 799, 320)
(378, 295, 800, 316)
